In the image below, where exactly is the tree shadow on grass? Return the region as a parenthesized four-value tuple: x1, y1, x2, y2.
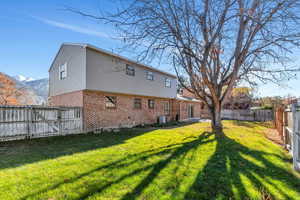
(0, 128, 152, 170)
(184, 132, 300, 199)
(81, 129, 298, 200)
(0, 121, 208, 170)
(118, 132, 214, 200)
(19, 131, 214, 200)
(11, 125, 300, 200)
(72, 132, 214, 200)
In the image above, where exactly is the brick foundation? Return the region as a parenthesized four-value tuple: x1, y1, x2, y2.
(177, 100, 201, 121)
(83, 90, 174, 130)
(49, 90, 202, 131)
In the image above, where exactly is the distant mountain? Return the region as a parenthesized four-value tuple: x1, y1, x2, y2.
(25, 78, 49, 102)
(14, 75, 35, 82)
(1, 73, 49, 105)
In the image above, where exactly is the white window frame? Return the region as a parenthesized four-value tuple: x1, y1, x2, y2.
(59, 63, 67, 80)
(164, 101, 170, 115)
(146, 71, 154, 81)
(165, 78, 171, 88)
(105, 96, 117, 109)
(126, 64, 135, 76)
(148, 99, 155, 109)
(133, 98, 142, 109)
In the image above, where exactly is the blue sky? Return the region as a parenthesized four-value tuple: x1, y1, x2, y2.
(0, 0, 299, 97)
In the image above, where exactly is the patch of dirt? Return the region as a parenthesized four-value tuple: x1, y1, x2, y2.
(264, 128, 284, 147)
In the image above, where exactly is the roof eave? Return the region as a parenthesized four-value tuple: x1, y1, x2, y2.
(49, 43, 178, 79)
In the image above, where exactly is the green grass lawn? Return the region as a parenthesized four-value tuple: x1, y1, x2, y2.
(0, 121, 299, 200)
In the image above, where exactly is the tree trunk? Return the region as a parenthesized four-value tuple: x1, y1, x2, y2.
(210, 101, 223, 133)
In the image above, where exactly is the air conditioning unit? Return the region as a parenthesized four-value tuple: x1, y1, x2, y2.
(159, 116, 167, 124)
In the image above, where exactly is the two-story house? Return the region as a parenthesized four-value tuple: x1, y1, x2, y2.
(48, 43, 201, 131)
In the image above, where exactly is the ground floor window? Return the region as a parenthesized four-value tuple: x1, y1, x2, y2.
(148, 99, 155, 109)
(105, 96, 117, 109)
(188, 104, 194, 118)
(163, 101, 170, 115)
(134, 98, 142, 109)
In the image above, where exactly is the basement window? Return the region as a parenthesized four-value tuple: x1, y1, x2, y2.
(148, 99, 155, 109)
(105, 96, 117, 109)
(126, 64, 135, 76)
(59, 63, 67, 80)
(134, 98, 142, 109)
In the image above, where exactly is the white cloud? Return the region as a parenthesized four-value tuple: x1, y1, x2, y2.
(33, 16, 109, 38)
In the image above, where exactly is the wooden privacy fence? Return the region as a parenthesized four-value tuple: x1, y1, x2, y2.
(274, 103, 300, 172)
(0, 106, 83, 141)
(274, 106, 285, 141)
(221, 109, 273, 121)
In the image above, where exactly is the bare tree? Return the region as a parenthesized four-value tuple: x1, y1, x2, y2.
(70, 0, 300, 132)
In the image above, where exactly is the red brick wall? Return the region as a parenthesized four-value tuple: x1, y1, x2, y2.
(49, 90, 203, 131)
(171, 99, 180, 121)
(181, 89, 197, 98)
(178, 101, 201, 121)
(82, 90, 173, 130)
(48, 90, 84, 107)
(200, 103, 211, 119)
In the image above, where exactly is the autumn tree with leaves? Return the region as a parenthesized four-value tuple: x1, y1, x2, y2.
(0, 73, 23, 105)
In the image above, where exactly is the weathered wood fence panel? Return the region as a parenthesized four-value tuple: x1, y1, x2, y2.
(0, 106, 83, 141)
(275, 103, 300, 172)
(274, 106, 284, 141)
(221, 109, 273, 121)
(290, 104, 300, 172)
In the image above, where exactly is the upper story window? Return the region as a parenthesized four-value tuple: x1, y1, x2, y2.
(148, 99, 155, 109)
(165, 78, 171, 88)
(134, 98, 142, 109)
(146, 71, 154, 81)
(105, 96, 117, 109)
(59, 63, 67, 80)
(126, 64, 135, 76)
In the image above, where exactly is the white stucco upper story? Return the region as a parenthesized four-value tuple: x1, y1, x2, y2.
(49, 43, 178, 99)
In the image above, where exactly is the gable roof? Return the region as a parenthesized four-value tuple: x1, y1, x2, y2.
(49, 43, 177, 78)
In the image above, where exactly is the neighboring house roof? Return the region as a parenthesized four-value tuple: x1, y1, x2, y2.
(49, 43, 177, 78)
(176, 94, 201, 102)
